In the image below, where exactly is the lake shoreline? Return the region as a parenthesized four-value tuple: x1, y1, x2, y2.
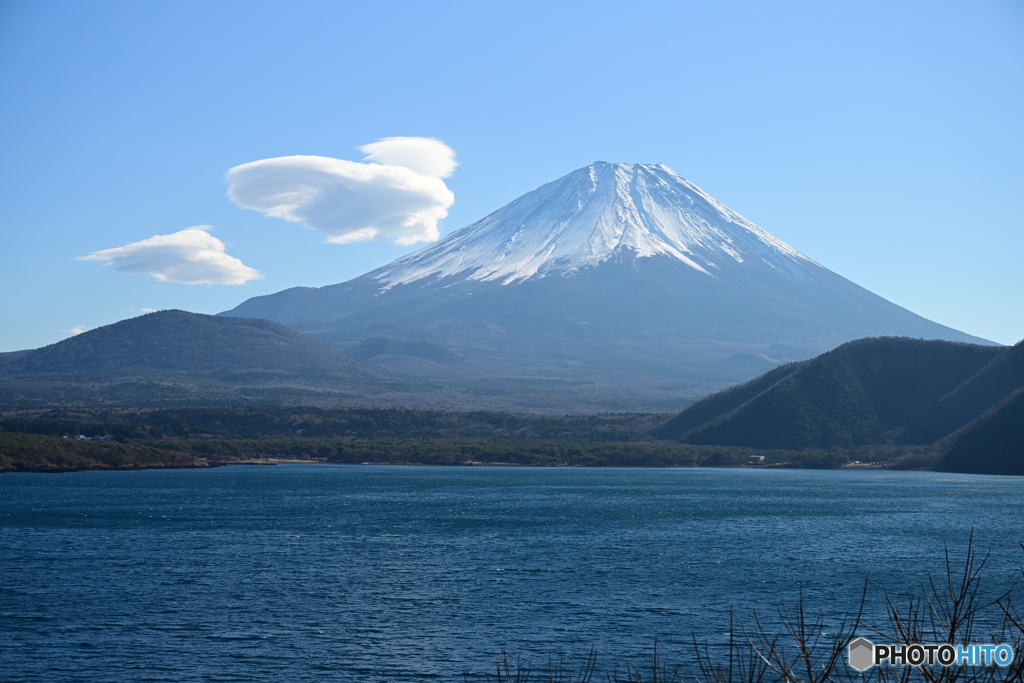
(1, 458, 898, 474)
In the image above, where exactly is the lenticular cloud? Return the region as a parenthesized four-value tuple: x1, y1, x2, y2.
(80, 227, 262, 285)
(226, 137, 456, 246)
(359, 137, 457, 178)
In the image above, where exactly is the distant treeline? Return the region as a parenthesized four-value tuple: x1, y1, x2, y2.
(0, 406, 661, 442)
(143, 437, 797, 468)
(0, 407, 874, 472)
(0, 430, 854, 472)
(0, 432, 201, 472)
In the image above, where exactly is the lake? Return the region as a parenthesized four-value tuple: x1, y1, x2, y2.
(2, 465, 1023, 682)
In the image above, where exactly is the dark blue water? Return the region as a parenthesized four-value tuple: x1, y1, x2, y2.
(2, 465, 1023, 682)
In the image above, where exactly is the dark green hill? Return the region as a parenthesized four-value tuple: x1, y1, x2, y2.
(2, 310, 372, 379)
(652, 363, 799, 439)
(655, 337, 1002, 449)
(934, 387, 1024, 475)
(897, 340, 1024, 445)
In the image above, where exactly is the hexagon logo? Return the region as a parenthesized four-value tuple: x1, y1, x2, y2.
(849, 637, 875, 672)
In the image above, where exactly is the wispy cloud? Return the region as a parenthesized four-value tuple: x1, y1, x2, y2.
(80, 226, 262, 285)
(226, 137, 456, 246)
(64, 325, 86, 336)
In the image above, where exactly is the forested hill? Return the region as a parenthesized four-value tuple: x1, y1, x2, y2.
(897, 339, 1024, 445)
(0, 310, 371, 378)
(654, 337, 1005, 449)
(934, 387, 1024, 475)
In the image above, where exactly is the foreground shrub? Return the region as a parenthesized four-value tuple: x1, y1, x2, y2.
(488, 535, 1024, 683)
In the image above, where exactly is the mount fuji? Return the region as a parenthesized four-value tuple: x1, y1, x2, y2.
(222, 162, 992, 412)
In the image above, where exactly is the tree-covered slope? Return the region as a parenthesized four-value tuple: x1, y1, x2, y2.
(2, 310, 372, 378)
(934, 387, 1024, 475)
(651, 363, 799, 439)
(898, 340, 1024, 445)
(656, 337, 1002, 449)
(0, 432, 203, 472)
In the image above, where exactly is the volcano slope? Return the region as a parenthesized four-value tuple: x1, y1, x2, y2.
(223, 162, 991, 412)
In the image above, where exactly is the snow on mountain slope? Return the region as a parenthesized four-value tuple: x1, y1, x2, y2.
(220, 161, 995, 412)
(372, 161, 815, 287)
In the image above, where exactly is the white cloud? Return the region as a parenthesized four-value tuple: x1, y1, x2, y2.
(79, 226, 262, 285)
(64, 325, 86, 336)
(226, 137, 456, 246)
(141, 308, 157, 313)
(359, 137, 457, 178)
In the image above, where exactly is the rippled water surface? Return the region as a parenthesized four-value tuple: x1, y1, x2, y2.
(3, 465, 1024, 682)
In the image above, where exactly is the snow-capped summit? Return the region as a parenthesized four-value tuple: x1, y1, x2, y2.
(373, 162, 812, 287)
(222, 162, 993, 412)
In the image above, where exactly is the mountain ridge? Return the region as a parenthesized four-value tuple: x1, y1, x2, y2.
(897, 339, 1024, 445)
(0, 310, 387, 407)
(653, 336, 1020, 454)
(1, 310, 371, 377)
(221, 162, 992, 411)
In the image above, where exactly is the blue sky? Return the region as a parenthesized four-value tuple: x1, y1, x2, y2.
(1, 0, 1022, 351)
